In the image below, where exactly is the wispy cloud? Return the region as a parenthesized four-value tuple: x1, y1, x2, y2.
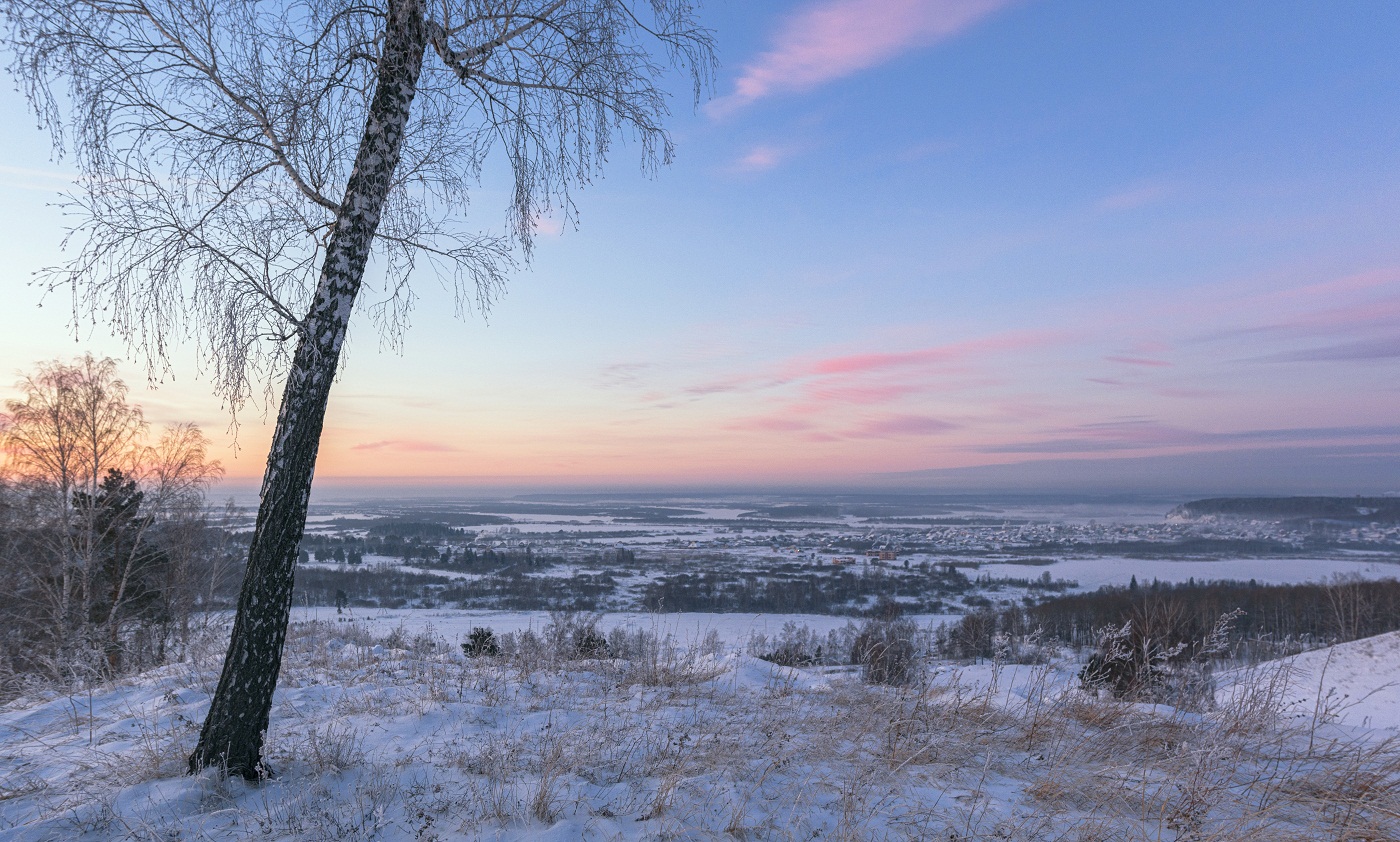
(1253, 336, 1400, 363)
(803, 383, 923, 405)
(725, 411, 956, 440)
(798, 331, 1060, 378)
(724, 415, 813, 433)
(733, 144, 790, 172)
(708, 0, 1011, 116)
(678, 331, 1062, 400)
(845, 414, 958, 438)
(0, 163, 77, 193)
(597, 362, 652, 389)
(1104, 355, 1172, 367)
(985, 422, 1400, 454)
(351, 439, 459, 453)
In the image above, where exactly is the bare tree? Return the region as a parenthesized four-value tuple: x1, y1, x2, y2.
(4, 355, 145, 674)
(1, 0, 713, 777)
(1, 355, 224, 681)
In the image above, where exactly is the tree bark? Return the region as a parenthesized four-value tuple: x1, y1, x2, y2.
(189, 0, 427, 779)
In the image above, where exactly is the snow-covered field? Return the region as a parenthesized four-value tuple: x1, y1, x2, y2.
(290, 607, 963, 647)
(974, 554, 1400, 590)
(4, 613, 1400, 841)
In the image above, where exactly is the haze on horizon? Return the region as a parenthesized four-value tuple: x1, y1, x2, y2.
(1, 0, 1397, 494)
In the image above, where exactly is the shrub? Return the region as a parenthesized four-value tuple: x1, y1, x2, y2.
(1080, 609, 1241, 711)
(543, 611, 610, 659)
(851, 617, 919, 686)
(756, 621, 824, 667)
(573, 625, 609, 658)
(462, 627, 499, 658)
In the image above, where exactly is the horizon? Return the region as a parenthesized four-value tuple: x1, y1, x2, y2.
(2, 0, 1398, 491)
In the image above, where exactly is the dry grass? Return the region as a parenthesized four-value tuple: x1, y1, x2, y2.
(4, 620, 1400, 840)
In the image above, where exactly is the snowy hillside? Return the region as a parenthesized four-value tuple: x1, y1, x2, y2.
(1221, 628, 1400, 732)
(3, 616, 1399, 841)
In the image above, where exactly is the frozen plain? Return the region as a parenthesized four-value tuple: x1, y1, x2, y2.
(6, 494, 1400, 840)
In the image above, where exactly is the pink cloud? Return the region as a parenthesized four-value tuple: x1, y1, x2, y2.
(709, 0, 1011, 115)
(846, 414, 958, 438)
(724, 415, 813, 433)
(1104, 355, 1172, 367)
(734, 144, 788, 172)
(664, 331, 1064, 414)
(684, 373, 774, 397)
(351, 439, 459, 453)
(1272, 267, 1400, 302)
(1201, 294, 1400, 347)
(803, 331, 1061, 377)
(803, 383, 923, 404)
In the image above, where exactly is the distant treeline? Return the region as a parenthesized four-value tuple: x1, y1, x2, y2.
(940, 576, 1400, 661)
(289, 554, 1077, 615)
(640, 563, 1072, 616)
(293, 564, 620, 611)
(1170, 496, 1400, 523)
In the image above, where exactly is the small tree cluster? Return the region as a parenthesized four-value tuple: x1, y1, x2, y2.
(0, 356, 228, 692)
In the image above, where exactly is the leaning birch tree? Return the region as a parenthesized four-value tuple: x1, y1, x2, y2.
(1, 0, 713, 778)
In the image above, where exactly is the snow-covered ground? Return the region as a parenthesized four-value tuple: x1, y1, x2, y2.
(4, 615, 1400, 841)
(975, 554, 1400, 590)
(1219, 629, 1400, 733)
(291, 607, 963, 647)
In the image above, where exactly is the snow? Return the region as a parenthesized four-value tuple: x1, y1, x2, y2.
(292, 606, 961, 646)
(4, 616, 1400, 840)
(1219, 629, 1400, 732)
(976, 554, 1400, 590)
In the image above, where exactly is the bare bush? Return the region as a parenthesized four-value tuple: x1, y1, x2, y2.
(542, 611, 610, 659)
(1080, 609, 1241, 710)
(748, 621, 861, 668)
(852, 616, 921, 686)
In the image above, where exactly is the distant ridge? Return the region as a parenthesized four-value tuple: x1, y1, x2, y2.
(1169, 496, 1400, 523)
(876, 444, 1400, 496)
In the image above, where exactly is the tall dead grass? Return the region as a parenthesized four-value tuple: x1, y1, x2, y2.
(4, 619, 1400, 841)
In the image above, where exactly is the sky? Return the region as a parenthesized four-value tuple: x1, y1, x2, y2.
(0, 0, 1398, 495)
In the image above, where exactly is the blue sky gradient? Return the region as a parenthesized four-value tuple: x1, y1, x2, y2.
(0, 0, 1397, 492)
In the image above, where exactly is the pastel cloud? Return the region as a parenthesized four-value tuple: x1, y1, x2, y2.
(351, 439, 459, 453)
(800, 331, 1060, 377)
(1253, 336, 1400, 363)
(734, 144, 789, 172)
(709, 0, 1011, 115)
(986, 422, 1400, 455)
(724, 412, 956, 440)
(846, 414, 958, 438)
(1270, 267, 1400, 303)
(597, 362, 652, 389)
(1104, 355, 1172, 367)
(803, 383, 923, 404)
(724, 415, 813, 433)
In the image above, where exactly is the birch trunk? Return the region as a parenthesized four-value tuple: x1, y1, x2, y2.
(189, 0, 427, 778)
